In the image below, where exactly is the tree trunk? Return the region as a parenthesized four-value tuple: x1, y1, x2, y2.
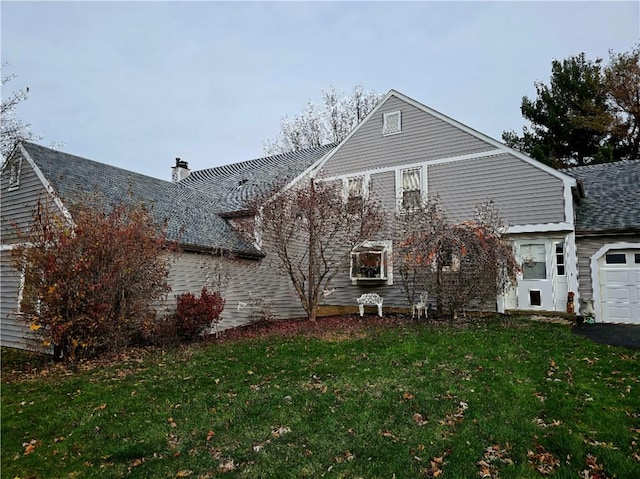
(307, 178, 317, 321)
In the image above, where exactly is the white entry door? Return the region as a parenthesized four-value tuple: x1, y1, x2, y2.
(517, 241, 554, 310)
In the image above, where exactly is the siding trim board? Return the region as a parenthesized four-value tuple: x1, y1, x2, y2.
(320, 149, 505, 183)
(508, 223, 574, 234)
(19, 144, 75, 226)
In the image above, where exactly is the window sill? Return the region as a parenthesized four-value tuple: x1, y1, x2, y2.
(351, 277, 388, 285)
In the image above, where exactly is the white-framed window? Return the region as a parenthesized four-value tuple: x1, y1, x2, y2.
(8, 157, 22, 190)
(383, 111, 402, 136)
(347, 176, 365, 199)
(555, 241, 565, 276)
(521, 243, 547, 280)
(350, 240, 393, 285)
(400, 167, 421, 211)
(439, 249, 461, 273)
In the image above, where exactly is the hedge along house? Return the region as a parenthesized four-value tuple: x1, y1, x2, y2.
(2, 90, 638, 350)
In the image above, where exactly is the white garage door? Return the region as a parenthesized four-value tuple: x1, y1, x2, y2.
(599, 250, 640, 324)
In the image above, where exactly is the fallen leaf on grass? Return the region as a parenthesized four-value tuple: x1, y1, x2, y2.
(584, 439, 619, 450)
(22, 439, 39, 455)
(218, 459, 236, 472)
(93, 403, 107, 411)
(534, 417, 562, 429)
(477, 444, 513, 478)
(413, 412, 427, 426)
(176, 470, 193, 477)
(527, 445, 559, 475)
(271, 426, 291, 437)
(581, 453, 610, 479)
(206, 430, 215, 441)
(380, 430, 399, 442)
(533, 391, 546, 402)
(422, 455, 446, 478)
(334, 451, 355, 463)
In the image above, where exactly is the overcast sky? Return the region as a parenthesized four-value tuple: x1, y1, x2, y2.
(2, 1, 638, 181)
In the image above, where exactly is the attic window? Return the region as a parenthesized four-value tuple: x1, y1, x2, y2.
(383, 111, 402, 136)
(8, 158, 22, 190)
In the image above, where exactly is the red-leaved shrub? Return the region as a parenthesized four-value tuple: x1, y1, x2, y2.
(174, 287, 224, 340)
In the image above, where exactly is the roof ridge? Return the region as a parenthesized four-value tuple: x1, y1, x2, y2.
(561, 159, 640, 172)
(189, 142, 338, 177)
(21, 141, 173, 184)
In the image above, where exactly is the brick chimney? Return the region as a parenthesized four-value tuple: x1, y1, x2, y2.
(171, 158, 190, 183)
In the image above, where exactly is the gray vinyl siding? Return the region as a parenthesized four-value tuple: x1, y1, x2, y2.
(370, 171, 396, 213)
(0, 250, 30, 349)
(1, 152, 49, 244)
(429, 154, 566, 226)
(1, 151, 48, 349)
(319, 95, 495, 179)
(165, 248, 306, 330)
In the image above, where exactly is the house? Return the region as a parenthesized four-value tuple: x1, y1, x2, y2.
(562, 161, 640, 324)
(2, 89, 638, 349)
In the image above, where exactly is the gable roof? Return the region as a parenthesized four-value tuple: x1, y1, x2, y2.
(311, 89, 577, 186)
(18, 141, 262, 257)
(180, 143, 336, 215)
(562, 160, 640, 233)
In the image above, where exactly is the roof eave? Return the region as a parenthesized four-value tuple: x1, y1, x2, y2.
(575, 228, 640, 237)
(179, 242, 265, 260)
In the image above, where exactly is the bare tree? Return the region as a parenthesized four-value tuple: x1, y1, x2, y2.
(605, 44, 640, 160)
(264, 84, 383, 155)
(395, 197, 519, 319)
(1, 67, 38, 160)
(247, 178, 385, 321)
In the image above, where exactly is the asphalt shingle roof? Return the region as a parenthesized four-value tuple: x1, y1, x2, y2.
(179, 143, 337, 214)
(20, 142, 262, 257)
(562, 160, 640, 233)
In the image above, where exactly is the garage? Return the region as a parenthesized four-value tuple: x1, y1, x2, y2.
(598, 249, 640, 324)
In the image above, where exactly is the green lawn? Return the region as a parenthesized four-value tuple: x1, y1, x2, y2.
(2, 317, 639, 478)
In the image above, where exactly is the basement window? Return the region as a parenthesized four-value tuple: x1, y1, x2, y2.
(350, 240, 393, 285)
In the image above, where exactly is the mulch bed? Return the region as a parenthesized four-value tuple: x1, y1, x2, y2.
(216, 314, 407, 341)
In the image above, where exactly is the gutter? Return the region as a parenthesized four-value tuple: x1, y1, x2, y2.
(575, 228, 640, 237)
(179, 243, 265, 260)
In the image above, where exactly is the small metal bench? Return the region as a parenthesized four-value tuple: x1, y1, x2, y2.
(357, 293, 383, 317)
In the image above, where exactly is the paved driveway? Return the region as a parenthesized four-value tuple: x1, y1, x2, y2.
(572, 323, 640, 350)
